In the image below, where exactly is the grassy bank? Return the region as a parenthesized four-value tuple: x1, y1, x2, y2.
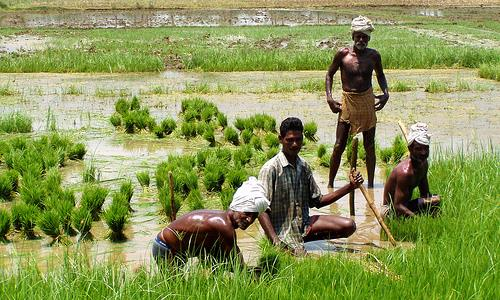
(0, 24, 498, 73)
(1, 151, 497, 299)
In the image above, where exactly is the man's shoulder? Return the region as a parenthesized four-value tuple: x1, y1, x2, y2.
(337, 47, 351, 56)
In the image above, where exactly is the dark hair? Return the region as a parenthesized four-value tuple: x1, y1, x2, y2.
(279, 117, 303, 137)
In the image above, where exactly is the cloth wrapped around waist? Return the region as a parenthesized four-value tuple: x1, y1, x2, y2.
(339, 87, 377, 134)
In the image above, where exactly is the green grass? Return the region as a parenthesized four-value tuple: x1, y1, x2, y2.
(478, 63, 500, 81)
(390, 80, 415, 92)
(0, 208, 10, 240)
(0, 25, 498, 73)
(0, 112, 32, 133)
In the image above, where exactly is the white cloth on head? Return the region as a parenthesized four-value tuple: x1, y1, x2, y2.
(229, 177, 270, 214)
(351, 15, 375, 36)
(407, 122, 431, 146)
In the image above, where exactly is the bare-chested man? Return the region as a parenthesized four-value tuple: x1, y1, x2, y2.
(383, 123, 441, 217)
(152, 177, 269, 266)
(325, 15, 389, 188)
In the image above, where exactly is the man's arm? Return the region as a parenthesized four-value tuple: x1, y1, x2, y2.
(316, 170, 363, 208)
(257, 165, 282, 246)
(258, 210, 281, 246)
(373, 51, 389, 111)
(325, 48, 346, 114)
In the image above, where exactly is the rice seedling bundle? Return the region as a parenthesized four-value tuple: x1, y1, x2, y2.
(224, 126, 239, 146)
(303, 121, 318, 142)
(250, 135, 263, 151)
(392, 135, 407, 163)
(196, 122, 207, 136)
(317, 144, 327, 158)
(160, 118, 177, 135)
(214, 147, 232, 163)
(0, 112, 32, 133)
(45, 167, 62, 194)
(37, 209, 62, 241)
(0, 172, 13, 201)
(136, 171, 150, 188)
(203, 125, 216, 147)
(379, 147, 393, 164)
(82, 163, 99, 183)
(174, 170, 199, 195)
(123, 113, 135, 133)
(158, 186, 182, 220)
(319, 154, 330, 167)
(180, 121, 197, 139)
(5, 169, 19, 192)
(130, 96, 141, 111)
(71, 207, 92, 236)
(226, 167, 247, 189)
(234, 117, 249, 131)
(195, 148, 213, 169)
(203, 156, 227, 192)
(219, 187, 235, 210)
(233, 145, 253, 166)
(80, 185, 109, 220)
(41, 147, 64, 170)
(217, 112, 227, 128)
(103, 194, 129, 241)
(478, 63, 500, 81)
(155, 155, 196, 190)
(425, 80, 450, 93)
(252, 114, 275, 132)
(120, 180, 134, 203)
(266, 146, 280, 159)
(186, 189, 204, 211)
(110, 113, 122, 127)
(19, 203, 39, 239)
(0, 208, 10, 240)
(264, 133, 280, 149)
(20, 174, 46, 208)
(115, 98, 130, 115)
(201, 105, 218, 122)
(241, 129, 253, 144)
(68, 143, 86, 160)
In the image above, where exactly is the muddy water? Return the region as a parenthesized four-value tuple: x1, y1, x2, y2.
(0, 69, 498, 269)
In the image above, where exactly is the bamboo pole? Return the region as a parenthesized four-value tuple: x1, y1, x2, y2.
(168, 171, 176, 221)
(398, 120, 408, 143)
(349, 137, 358, 216)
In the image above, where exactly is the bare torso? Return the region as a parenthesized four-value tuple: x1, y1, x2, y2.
(339, 47, 380, 92)
(383, 158, 429, 206)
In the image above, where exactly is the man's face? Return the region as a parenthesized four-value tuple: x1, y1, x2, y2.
(352, 32, 370, 51)
(279, 130, 303, 159)
(409, 142, 429, 163)
(234, 212, 258, 230)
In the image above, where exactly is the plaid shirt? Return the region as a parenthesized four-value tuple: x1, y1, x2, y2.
(259, 151, 321, 250)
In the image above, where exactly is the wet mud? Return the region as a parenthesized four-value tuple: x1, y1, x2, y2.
(0, 69, 498, 269)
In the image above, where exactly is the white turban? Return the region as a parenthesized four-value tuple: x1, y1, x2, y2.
(351, 16, 375, 36)
(407, 122, 432, 146)
(229, 177, 270, 214)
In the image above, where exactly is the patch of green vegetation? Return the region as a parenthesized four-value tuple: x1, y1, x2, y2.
(425, 80, 450, 93)
(0, 208, 10, 241)
(136, 171, 150, 188)
(71, 207, 92, 238)
(303, 121, 318, 142)
(224, 126, 239, 146)
(0, 84, 18, 96)
(390, 80, 415, 92)
(0, 112, 32, 133)
(63, 85, 83, 95)
(478, 63, 500, 81)
(103, 193, 130, 241)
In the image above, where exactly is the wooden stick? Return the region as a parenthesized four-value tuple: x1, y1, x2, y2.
(349, 137, 358, 216)
(359, 185, 397, 246)
(398, 120, 408, 143)
(168, 171, 176, 222)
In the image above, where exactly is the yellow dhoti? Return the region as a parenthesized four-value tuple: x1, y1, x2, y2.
(339, 87, 377, 134)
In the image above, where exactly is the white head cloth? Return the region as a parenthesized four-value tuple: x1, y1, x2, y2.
(407, 122, 432, 146)
(351, 16, 375, 36)
(229, 177, 270, 214)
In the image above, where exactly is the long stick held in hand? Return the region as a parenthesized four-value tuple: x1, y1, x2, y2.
(349, 137, 358, 216)
(168, 171, 176, 221)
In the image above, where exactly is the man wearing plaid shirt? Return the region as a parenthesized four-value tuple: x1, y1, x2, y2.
(258, 117, 363, 254)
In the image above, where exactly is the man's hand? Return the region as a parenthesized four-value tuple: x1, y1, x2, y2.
(423, 194, 441, 204)
(327, 96, 342, 114)
(349, 169, 364, 188)
(374, 94, 389, 111)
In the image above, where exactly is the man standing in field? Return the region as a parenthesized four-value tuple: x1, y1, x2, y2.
(258, 117, 363, 255)
(325, 15, 389, 188)
(152, 177, 269, 267)
(382, 123, 441, 217)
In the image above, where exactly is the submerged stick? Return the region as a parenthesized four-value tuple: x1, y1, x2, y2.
(398, 120, 408, 143)
(359, 185, 397, 247)
(168, 171, 176, 221)
(349, 137, 358, 216)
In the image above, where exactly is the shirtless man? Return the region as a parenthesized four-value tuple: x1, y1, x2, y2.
(325, 15, 389, 188)
(152, 177, 269, 266)
(383, 123, 441, 217)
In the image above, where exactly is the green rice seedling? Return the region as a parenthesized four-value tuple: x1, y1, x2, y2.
(300, 78, 323, 93)
(224, 126, 239, 146)
(82, 163, 99, 183)
(233, 145, 253, 166)
(103, 194, 129, 241)
(478, 63, 500, 81)
(0, 208, 10, 241)
(264, 133, 280, 149)
(37, 210, 63, 245)
(120, 179, 134, 210)
(123, 113, 135, 133)
(10, 202, 24, 230)
(115, 98, 130, 115)
(153, 126, 164, 138)
(80, 185, 109, 220)
(71, 207, 92, 239)
(379, 147, 393, 164)
(0, 112, 32, 133)
(131, 109, 154, 131)
(214, 147, 232, 164)
(52, 195, 76, 236)
(234, 118, 247, 131)
(240, 129, 253, 144)
(392, 135, 407, 163)
(94, 88, 116, 97)
(201, 105, 218, 122)
(186, 189, 204, 211)
(262, 114, 276, 132)
(203, 125, 216, 147)
(158, 187, 181, 221)
(455, 80, 471, 91)
(220, 187, 235, 210)
(136, 171, 150, 188)
(303, 121, 318, 142)
(250, 135, 263, 151)
(41, 147, 64, 170)
(68, 143, 86, 160)
(20, 174, 46, 208)
(204, 157, 227, 192)
(267, 81, 295, 93)
(196, 122, 207, 136)
(20, 203, 39, 239)
(160, 118, 177, 135)
(266, 146, 280, 159)
(183, 109, 198, 122)
(226, 167, 247, 189)
(180, 121, 197, 139)
(110, 113, 122, 127)
(317, 144, 327, 158)
(64, 85, 82, 95)
(0, 84, 18, 96)
(319, 154, 330, 167)
(390, 80, 414, 92)
(174, 170, 199, 195)
(45, 107, 57, 132)
(130, 96, 141, 111)
(425, 80, 450, 93)
(195, 148, 212, 169)
(45, 167, 62, 197)
(217, 112, 227, 128)
(257, 240, 281, 277)
(5, 169, 19, 192)
(0, 172, 13, 201)
(183, 82, 210, 94)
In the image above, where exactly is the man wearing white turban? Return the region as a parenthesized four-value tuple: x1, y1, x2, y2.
(152, 178, 270, 267)
(382, 123, 441, 217)
(325, 15, 389, 189)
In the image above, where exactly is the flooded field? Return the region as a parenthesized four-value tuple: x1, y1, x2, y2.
(0, 68, 497, 268)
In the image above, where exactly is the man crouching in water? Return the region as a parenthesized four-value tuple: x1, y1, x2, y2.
(152, 177, 269, 267)
(383, 123, 441, 217)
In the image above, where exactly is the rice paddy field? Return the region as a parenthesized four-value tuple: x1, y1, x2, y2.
(0, 3, 499, 299)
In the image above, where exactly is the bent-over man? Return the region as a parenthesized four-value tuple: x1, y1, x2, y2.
(325, 15, 389, 188)
(383, 123, 441, 217)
